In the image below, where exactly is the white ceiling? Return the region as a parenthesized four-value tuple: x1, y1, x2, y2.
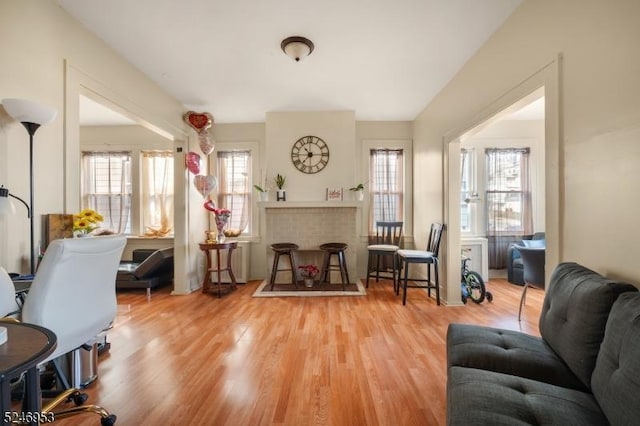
(58, 0, 524, 124)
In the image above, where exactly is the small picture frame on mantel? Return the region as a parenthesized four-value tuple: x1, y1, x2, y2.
(326, 187, 343, 201)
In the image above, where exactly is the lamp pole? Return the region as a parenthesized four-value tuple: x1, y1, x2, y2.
(22, 122, 40, 276)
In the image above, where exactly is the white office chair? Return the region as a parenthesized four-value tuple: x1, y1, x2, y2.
(0, 266, 20, 317)
(21, 235, 126, 426)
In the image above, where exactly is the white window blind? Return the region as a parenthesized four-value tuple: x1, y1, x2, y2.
(81, 151, 132, 234)
(369, 149, 404, 233)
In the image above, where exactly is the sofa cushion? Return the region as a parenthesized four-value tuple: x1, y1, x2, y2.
(447, 366, 607, 426)
(591, 292, 640, 425)
(447, 323, 585, 390)
(539, 262, 637, 390)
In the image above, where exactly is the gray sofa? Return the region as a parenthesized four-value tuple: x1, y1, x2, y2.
(447, 262, 639, 425)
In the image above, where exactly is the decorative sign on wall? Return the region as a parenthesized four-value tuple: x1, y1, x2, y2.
(326, 187, 343, 201)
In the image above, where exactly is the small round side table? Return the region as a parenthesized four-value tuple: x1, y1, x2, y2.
(199, 241, 238, 297)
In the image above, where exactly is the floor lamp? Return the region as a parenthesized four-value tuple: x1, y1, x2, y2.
(1, 98, 57, 275)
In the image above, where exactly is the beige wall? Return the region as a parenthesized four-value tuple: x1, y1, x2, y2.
(414, 0, 640, 293)
(212, 119, 412, 279)
(0, 1, 199, 293)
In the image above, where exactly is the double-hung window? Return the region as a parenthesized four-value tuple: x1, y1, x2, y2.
(216, 150, 251, 235)
(81, 149, 174, 236)
(81, 151, 132, 234)
(369, 149, 404, 233)
(140, 150, 174, 236)
(485, 147, 532, 235)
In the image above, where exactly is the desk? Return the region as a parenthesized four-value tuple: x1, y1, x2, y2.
(199, 242, 238, 297)
(0, 322, 57, 426)
(11, 280, 32, 307)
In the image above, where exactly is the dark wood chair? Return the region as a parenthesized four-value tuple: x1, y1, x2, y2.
(397, 223, 445, 305)
(515, 245, 545, 320)
(366, 221, 403, 291)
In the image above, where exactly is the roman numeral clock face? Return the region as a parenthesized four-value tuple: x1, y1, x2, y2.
(291, 136, 329, 174)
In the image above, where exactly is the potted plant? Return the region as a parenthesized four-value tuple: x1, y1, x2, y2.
(349, 183, 365, 201)
(254, 184, 269, 202)
(274, 173, 286, 201)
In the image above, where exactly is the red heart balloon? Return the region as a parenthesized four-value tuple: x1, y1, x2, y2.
(185, 151, 201, 174)
(183, 111, 213, 132)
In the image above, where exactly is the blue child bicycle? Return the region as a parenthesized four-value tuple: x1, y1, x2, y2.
(461, 256, 493, 304)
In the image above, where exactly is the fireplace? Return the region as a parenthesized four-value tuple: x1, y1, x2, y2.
(261, 201, 360, 282)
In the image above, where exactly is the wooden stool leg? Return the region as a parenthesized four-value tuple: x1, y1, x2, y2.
(402, 260, 410, 305)
(339, 251, 349, 290)
(270, 253, 280, 290)
(434, 259, 440, 306)
(366, 252, 372, 288)
(288, 252, 298, 288)
(320, 251, 330, 283)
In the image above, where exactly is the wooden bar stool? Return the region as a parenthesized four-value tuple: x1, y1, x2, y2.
(269, 243, 299, 290)
(319, 242, 350, 291)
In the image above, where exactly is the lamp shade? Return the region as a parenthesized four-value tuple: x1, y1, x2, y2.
(281, 36, 314, 62)
(0, 188, 16, 215)
(2, 98, 57, 125)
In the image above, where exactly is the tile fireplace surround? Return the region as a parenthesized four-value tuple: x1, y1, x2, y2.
(260, 202, 360, 281)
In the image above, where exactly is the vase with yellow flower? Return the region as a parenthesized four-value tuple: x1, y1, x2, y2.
(72, 209, 103, 237)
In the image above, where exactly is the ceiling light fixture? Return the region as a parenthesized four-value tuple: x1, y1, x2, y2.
(281, 36, 314, 62)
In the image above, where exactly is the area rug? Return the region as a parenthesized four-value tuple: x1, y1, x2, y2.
(252, 280, 367, 297)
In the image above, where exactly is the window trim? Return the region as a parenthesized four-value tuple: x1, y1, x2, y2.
(361, 139, 413, 240)
(211, 141, 261, 240)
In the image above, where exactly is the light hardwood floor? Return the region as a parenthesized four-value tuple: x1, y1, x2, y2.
(54, 278, 543, 426)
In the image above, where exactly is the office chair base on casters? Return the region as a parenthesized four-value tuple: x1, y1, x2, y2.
(42, 387, 117, 425)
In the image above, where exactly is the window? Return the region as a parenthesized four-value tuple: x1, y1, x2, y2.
(140, 150, 174, 236)
(216, 150, 251, 234)
(485, 148, 532, 234)
(81, 151, 132, 234)
(369, 149, 404, 233)
(81, 149, 175, 237)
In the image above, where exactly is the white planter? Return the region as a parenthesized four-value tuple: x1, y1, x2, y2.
(354, 190, 364, 201)
(276, 189, 286, 201)
(259, 192, 268, 202)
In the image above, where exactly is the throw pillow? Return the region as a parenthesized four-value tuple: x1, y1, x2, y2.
(522, 239, 545, 248)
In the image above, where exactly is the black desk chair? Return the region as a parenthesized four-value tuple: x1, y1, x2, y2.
(397, 223, 445, 305)
(515, 245, 546, 321)
(366, 221, 403, 291)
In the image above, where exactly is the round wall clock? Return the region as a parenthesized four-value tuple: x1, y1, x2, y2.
(291, 135, 330, 174)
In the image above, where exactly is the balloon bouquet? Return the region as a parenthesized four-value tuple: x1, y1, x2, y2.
(183, 111, 232, 241)
(183, 110, 217, 198)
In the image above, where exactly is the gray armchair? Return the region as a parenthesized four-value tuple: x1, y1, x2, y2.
(507, 232, 545, 285)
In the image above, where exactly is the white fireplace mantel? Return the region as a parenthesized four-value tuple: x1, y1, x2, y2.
(258, 201, 362, 209)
